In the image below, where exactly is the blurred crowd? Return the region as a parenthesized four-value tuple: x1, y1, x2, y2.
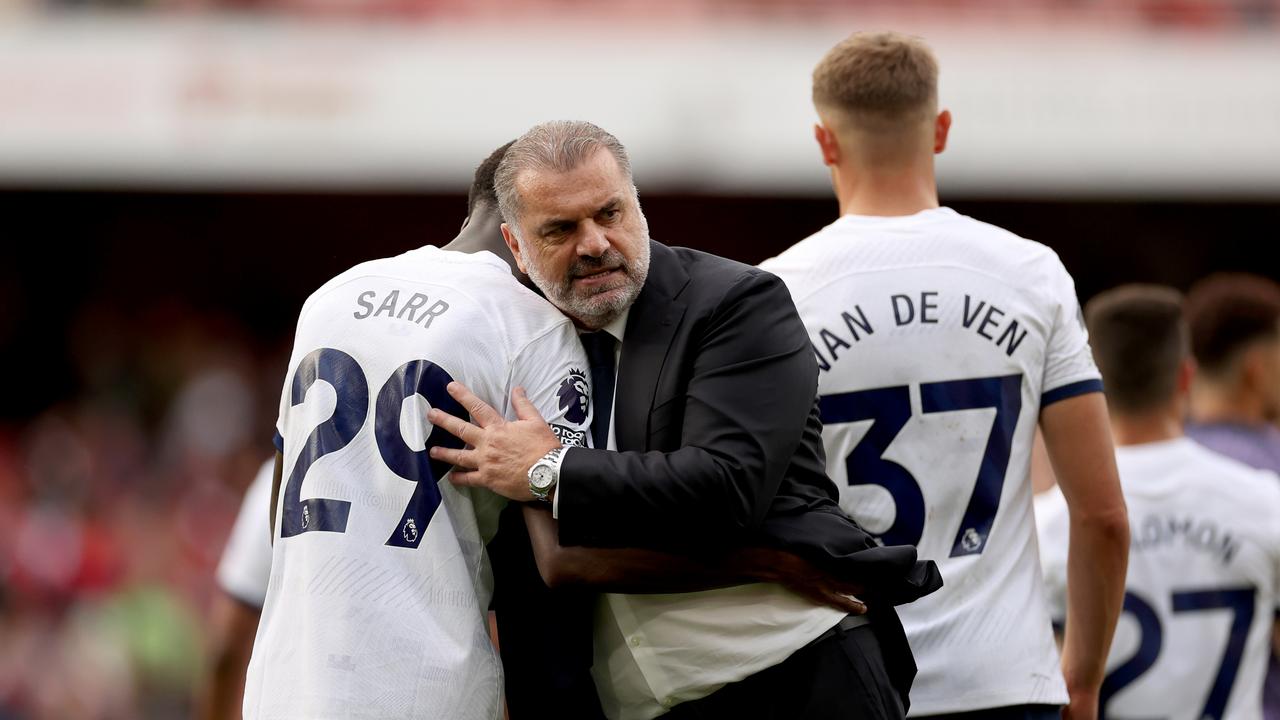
(10, 0, 1280, 29)
(0, 302, 286, 720)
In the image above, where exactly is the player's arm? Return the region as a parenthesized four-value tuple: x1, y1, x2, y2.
(1040, 392, 1129, 720)
(269, 451, 282, 547)
(197, 595, 261, 720)
(520, 504, 866, 614)
(202, 459, 273, 720)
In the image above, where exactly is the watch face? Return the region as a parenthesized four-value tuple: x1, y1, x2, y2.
(530, 465, 555, 490)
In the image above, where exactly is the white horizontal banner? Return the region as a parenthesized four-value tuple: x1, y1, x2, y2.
(1, 15, 1278, 196)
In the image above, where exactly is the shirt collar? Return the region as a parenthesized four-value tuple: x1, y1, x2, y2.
(601, 307, 629, 344)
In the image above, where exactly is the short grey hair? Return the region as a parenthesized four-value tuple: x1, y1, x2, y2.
(495, 120, 634, 232)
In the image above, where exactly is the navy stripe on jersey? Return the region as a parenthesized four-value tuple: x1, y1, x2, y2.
(1041, 379, 1104, 408)
(273, 430, 284, 453)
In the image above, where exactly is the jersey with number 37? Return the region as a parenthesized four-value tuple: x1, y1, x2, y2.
(760, 207, 1101, 715)
(1038, 439, 1280, 720)
(243, 246, 592, 720)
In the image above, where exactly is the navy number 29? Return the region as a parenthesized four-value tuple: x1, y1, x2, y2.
(278, 347, 468, 549)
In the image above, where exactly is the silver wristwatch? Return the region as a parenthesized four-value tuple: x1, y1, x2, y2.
(528, 447, 566, 502)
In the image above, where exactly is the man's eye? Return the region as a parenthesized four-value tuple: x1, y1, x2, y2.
(543, 225, 572, 240)
(601, 208, 621, 222)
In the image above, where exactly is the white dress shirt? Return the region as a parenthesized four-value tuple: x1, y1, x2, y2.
(560, 308, 845, 720)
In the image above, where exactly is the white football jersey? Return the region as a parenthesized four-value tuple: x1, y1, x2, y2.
(243, 246, 592, 720)
(216, 458, 275, 608)
(1038, 438, 1280, 720)
(760, 207, 1101, 714)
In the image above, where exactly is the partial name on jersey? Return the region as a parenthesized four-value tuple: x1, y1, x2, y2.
(812, 292, 1032, 372)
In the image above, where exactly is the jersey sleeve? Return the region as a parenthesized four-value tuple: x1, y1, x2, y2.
(1034, 486, 1071, 625)
(1265, 473, 1280, 615)
(508, 322, 593, 450)
(1039, 254, 1103, 408)
(273, 368, 289, 454)
(216, 459, 275, 607)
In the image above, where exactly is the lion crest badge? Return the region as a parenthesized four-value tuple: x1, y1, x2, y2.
(557, 369, 590, 425)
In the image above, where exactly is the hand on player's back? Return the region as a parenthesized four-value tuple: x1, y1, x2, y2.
(429, 383, 561, 502)
(742, 548, 869, 616)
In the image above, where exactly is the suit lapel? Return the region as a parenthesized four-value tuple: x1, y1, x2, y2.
(614, 241, 688, 452)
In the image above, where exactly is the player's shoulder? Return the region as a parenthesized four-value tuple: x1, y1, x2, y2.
(1185, 441, 1280, 504)
(1185, 442, 1280, 553)
(1137, 440, 1280, 541)
(932, 209, 1069, 274)
(301, 246, 562, 327)
(762, 208, 1067, 292)
(307, 246, 492, 300)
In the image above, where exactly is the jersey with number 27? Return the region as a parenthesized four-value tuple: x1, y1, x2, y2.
(243, 246, 592, 720)
(760, 207, 1101, 715)
(1038, 439, 1280, 720)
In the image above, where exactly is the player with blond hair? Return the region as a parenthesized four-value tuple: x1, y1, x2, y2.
(761, 31, 1130, 720)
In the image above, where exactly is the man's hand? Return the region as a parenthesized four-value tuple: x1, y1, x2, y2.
(742, 548, 868, 616)
(428, 383, 561, 502)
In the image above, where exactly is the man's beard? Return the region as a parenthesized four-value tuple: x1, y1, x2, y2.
(523, 239, 650, 330)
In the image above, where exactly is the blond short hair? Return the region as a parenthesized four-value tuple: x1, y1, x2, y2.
(812, 31, 939, 131)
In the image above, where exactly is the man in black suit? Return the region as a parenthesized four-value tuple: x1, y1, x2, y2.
(428, 120, 940, 719)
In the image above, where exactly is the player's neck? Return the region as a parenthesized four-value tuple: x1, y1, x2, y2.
(1110, 408, 1183, 447)
(834, 162, 939, 218)
(1190, 381, 1268, 426)
(443, 229, 507, 258)
(443, 208, 538, 291)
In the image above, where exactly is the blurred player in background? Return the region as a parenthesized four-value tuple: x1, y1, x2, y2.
(199, 458, 273, 720)
(760, 31, 1129, 719)
(1038, 284, 1280, 720)
(1185, 273, 1280, 474)
(1183, 272, 1280, 719)
(241, 142, 594, 720)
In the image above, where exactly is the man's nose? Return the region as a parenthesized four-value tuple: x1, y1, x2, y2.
(576, 221, 611, 258)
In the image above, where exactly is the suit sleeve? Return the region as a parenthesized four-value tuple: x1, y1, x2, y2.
(557, 269, 819, 549)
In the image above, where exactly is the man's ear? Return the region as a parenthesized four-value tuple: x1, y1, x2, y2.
(934, 109, 952, 154)
(501, 224, 528, 274)
(1241, 345, 1264, 392)
(814, 122, 840, 167)
(1177, 356, 1196, 395)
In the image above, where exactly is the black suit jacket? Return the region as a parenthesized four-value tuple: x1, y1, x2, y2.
(493, 241, 941, 717)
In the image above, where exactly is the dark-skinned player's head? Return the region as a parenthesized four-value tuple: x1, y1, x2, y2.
(466, 140, 516, 220)
(1085, 284, 1189, 416)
